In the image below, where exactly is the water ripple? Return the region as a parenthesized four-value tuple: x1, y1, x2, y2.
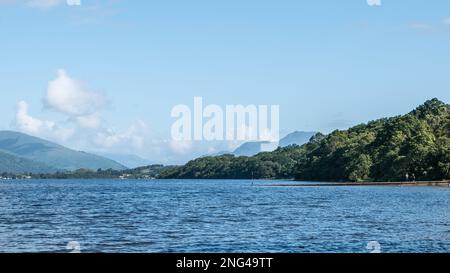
(0, 179, 449, 253)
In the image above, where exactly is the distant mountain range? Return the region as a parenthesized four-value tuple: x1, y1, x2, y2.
(279, 131, 317, 147)
(94, 153, 152, 169)
(232, 131, 317, 156)
(0, 131, 126, 174)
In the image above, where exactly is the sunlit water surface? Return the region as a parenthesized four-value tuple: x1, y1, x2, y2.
(0, 179, 449, 253)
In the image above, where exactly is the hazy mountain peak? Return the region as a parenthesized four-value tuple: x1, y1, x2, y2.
(279, 131, 317, 147)
(232, 131, 318, 157)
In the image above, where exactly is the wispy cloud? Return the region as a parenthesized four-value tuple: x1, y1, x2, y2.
(410, 23, 433, 31)
(14, 70, 104, 142)
(0, 0, 65, 9)
(12, 69, 151, 156)
(68, 2, 121, 25)
(15, 100, 75, 142)
(366, 0, 381, 7)
(26, 0, 63, 8)
(409, 18, 450, 32)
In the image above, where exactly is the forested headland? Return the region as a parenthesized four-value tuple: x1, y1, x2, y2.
(159, 99, 450, 182)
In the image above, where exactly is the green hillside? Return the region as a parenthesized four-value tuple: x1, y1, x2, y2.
(160, 99, 450, 182)
(0, 150, 57, 174)
(0, 131, 126, 172)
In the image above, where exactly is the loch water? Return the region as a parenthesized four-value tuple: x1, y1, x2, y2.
(0, 179, 449, 253)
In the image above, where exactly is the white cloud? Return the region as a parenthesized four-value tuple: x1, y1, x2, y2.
(94, 121, 151, 151)
(16, 101, 44, 134)
(15, 100, 75, 142)
(12, 69, 241, 165)
(76, 112, 102, 129)
(48, 125, 75, 143)
(45, 69, 105, 117)
(367, 0, 381, 7)
(12, 70, 154, 158)
(443, 18, 450, 25)
(13, 69, 106, 146)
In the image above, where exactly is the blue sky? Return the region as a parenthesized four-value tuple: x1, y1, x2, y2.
(1, 0, 450, 163)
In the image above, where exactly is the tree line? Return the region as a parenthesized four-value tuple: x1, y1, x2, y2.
(159, 99, 450, 182)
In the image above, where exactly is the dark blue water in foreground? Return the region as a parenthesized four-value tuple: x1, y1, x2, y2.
(0, 179, 449, 253)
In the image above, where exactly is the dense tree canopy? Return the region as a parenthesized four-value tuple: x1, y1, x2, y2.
(160, 99, 450, 182)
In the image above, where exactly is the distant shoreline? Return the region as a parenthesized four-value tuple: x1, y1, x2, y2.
(1, 178, 450, 187)
(260, 180, 450, 187)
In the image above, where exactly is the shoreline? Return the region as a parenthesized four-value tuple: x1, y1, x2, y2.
(259, 180, 450, 187)
(1, 177, 450, 188)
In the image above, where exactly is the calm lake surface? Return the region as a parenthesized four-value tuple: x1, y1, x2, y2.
(0, 179, 449, 253)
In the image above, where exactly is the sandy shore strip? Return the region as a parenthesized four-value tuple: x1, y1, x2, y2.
(259, 180, 450, 187)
